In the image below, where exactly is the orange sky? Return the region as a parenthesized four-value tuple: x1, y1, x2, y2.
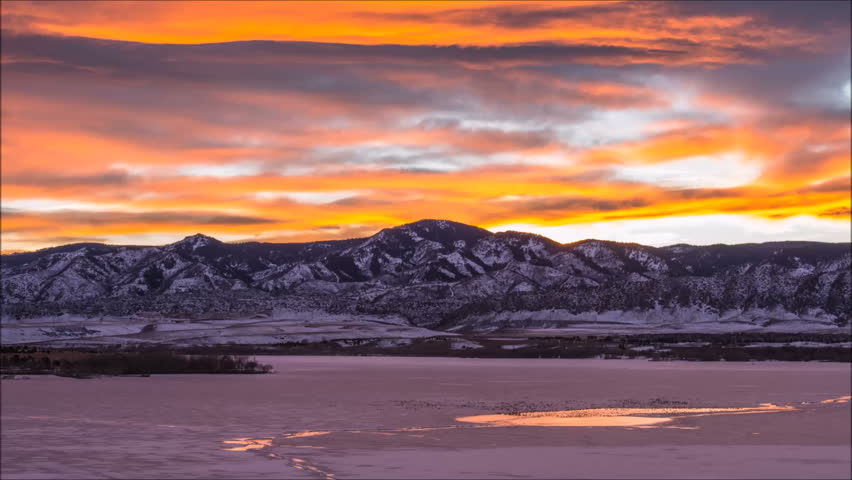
(1, 1, 850, 251)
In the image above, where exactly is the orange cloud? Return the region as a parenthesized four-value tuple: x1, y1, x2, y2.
(0, 1, 849, 251)
(0, 1, 836, 64)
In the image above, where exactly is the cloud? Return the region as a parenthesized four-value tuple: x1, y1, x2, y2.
(611, 153, 761, 189)
(176, 163, 264, 178)
(491, 214, 851, 247)
(5, 0, 839, 56)
(1, 209, 277, 226)
(251, 223, 383, 244)
(253, 190, 365, 205)
(762, 142, 851, 186)
(818, 206, 851, 218)
(3, 170, 133, 186)
(800, 176, 852, 194)
(0, 31, 694, 77)
(360, 3, 627, 30)
(669, 1, 850, 33)
(25, 235, 110, 245)
(0, 1, 848, 251)
(493, 195, 650, 216)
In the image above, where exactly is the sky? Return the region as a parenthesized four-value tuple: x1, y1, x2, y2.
(1, 0, 850, 252)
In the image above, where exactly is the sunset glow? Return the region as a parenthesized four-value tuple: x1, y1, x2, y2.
(1, 0, 849, 252)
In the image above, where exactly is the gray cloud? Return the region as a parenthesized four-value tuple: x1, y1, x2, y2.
(1, 209, 277, 226)
(359, 4, 625, 29)
(364, 1, 849, 39)
(31, 235, 110, 245)
(503, 196, 650, 214)
(818, 206, 851, 218)
(4, 170, 133, 187)
(0, 31, 691, 82)
(0, 30, 700, 129)
(670, 1, 850, 32)
(330, 196, 393, 207)
(799, 176, 852, 194)
(668, 188, 745, 200)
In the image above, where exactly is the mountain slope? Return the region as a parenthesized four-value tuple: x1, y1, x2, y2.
(2, 220, 850, 331)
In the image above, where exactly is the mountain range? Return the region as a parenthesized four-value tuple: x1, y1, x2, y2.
(2, 219, 850, 332)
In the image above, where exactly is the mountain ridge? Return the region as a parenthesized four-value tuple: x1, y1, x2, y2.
(2, 219, 850, 331)
(5, 218, 848, 255)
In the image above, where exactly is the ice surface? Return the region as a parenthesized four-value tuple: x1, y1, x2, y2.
(2, 357, 849, 479)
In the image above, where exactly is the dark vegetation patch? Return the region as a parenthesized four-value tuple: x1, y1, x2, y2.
(2, 332, 849, 368)
(0, 347, 273, 377)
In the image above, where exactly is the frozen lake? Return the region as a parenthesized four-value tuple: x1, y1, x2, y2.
(2, 357, 850, 479)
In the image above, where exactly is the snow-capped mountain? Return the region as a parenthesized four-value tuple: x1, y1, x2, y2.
(2, 220, 850, 330)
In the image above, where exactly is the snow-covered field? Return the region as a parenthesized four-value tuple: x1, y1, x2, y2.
(3, 308, 847, 349)
(458, 307, 848, 334)
(0, 313, 454, 347)
(744, 342, 852, 349)
(2, 357, 849, 479)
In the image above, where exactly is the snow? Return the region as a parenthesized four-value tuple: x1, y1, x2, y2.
(375, 338, 414, 348)
(0, 319, 148, 344)
(626, 272, 650, 283)
(510, 282, 536, 293)
(437, 267, 457, 279)
(627, 249, 669, 272)
(442, 252, 472, 276)
(629, 346, 657, 352)
(0, 314, 455, 347)
(449, 339, 483, 350)
(461, 307, 849, 334)
(744, 342, 852, 349)
(2, 222, 849, 335)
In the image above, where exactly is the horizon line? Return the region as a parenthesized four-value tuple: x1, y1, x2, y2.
(2, 218, 850, 256)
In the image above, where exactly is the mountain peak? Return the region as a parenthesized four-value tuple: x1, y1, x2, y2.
(388, 219, 492, 244)
(401, 219, 489, 232)
(403, 219, 461, 229)
(183, 233, 218, 241)
(172, 233, 221, 250)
